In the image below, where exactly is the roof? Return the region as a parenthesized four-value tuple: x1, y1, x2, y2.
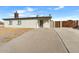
(3, 16, 52, 20)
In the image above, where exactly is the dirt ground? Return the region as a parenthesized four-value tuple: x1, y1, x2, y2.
(0, 28, 32, 45)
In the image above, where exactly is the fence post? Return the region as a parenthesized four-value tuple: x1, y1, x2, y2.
(60, 21, 62, 28)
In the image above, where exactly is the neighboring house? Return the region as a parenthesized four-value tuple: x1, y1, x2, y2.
(3, 11, 52, 28)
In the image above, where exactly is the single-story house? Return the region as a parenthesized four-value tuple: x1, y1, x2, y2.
(3, 11, 52, 28)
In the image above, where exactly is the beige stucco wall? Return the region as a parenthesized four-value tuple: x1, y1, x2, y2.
(43, 19, 50, 28)
(4, 19, 38, 28)
(50, 20, 54, 28)
(4, 19, 51, 28)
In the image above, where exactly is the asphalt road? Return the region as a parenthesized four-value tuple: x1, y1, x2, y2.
(0, 28, 68, 53)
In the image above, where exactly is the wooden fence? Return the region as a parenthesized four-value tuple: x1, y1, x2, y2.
(53, 20, 78, 28)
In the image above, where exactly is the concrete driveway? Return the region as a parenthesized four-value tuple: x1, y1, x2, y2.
(0, 28, 68, 53)
(54, 28, 79, 53)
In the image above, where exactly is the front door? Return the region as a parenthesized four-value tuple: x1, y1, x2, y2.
(39, 20, 43, 28)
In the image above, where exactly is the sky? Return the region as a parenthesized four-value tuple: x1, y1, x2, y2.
(0, 6, 79, 21)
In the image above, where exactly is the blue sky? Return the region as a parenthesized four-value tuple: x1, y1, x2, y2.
(0, 6, 79, 21)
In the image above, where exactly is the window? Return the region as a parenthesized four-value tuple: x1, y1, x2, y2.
(9, 20, 12, 25)
(18, 20, 21, 25)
